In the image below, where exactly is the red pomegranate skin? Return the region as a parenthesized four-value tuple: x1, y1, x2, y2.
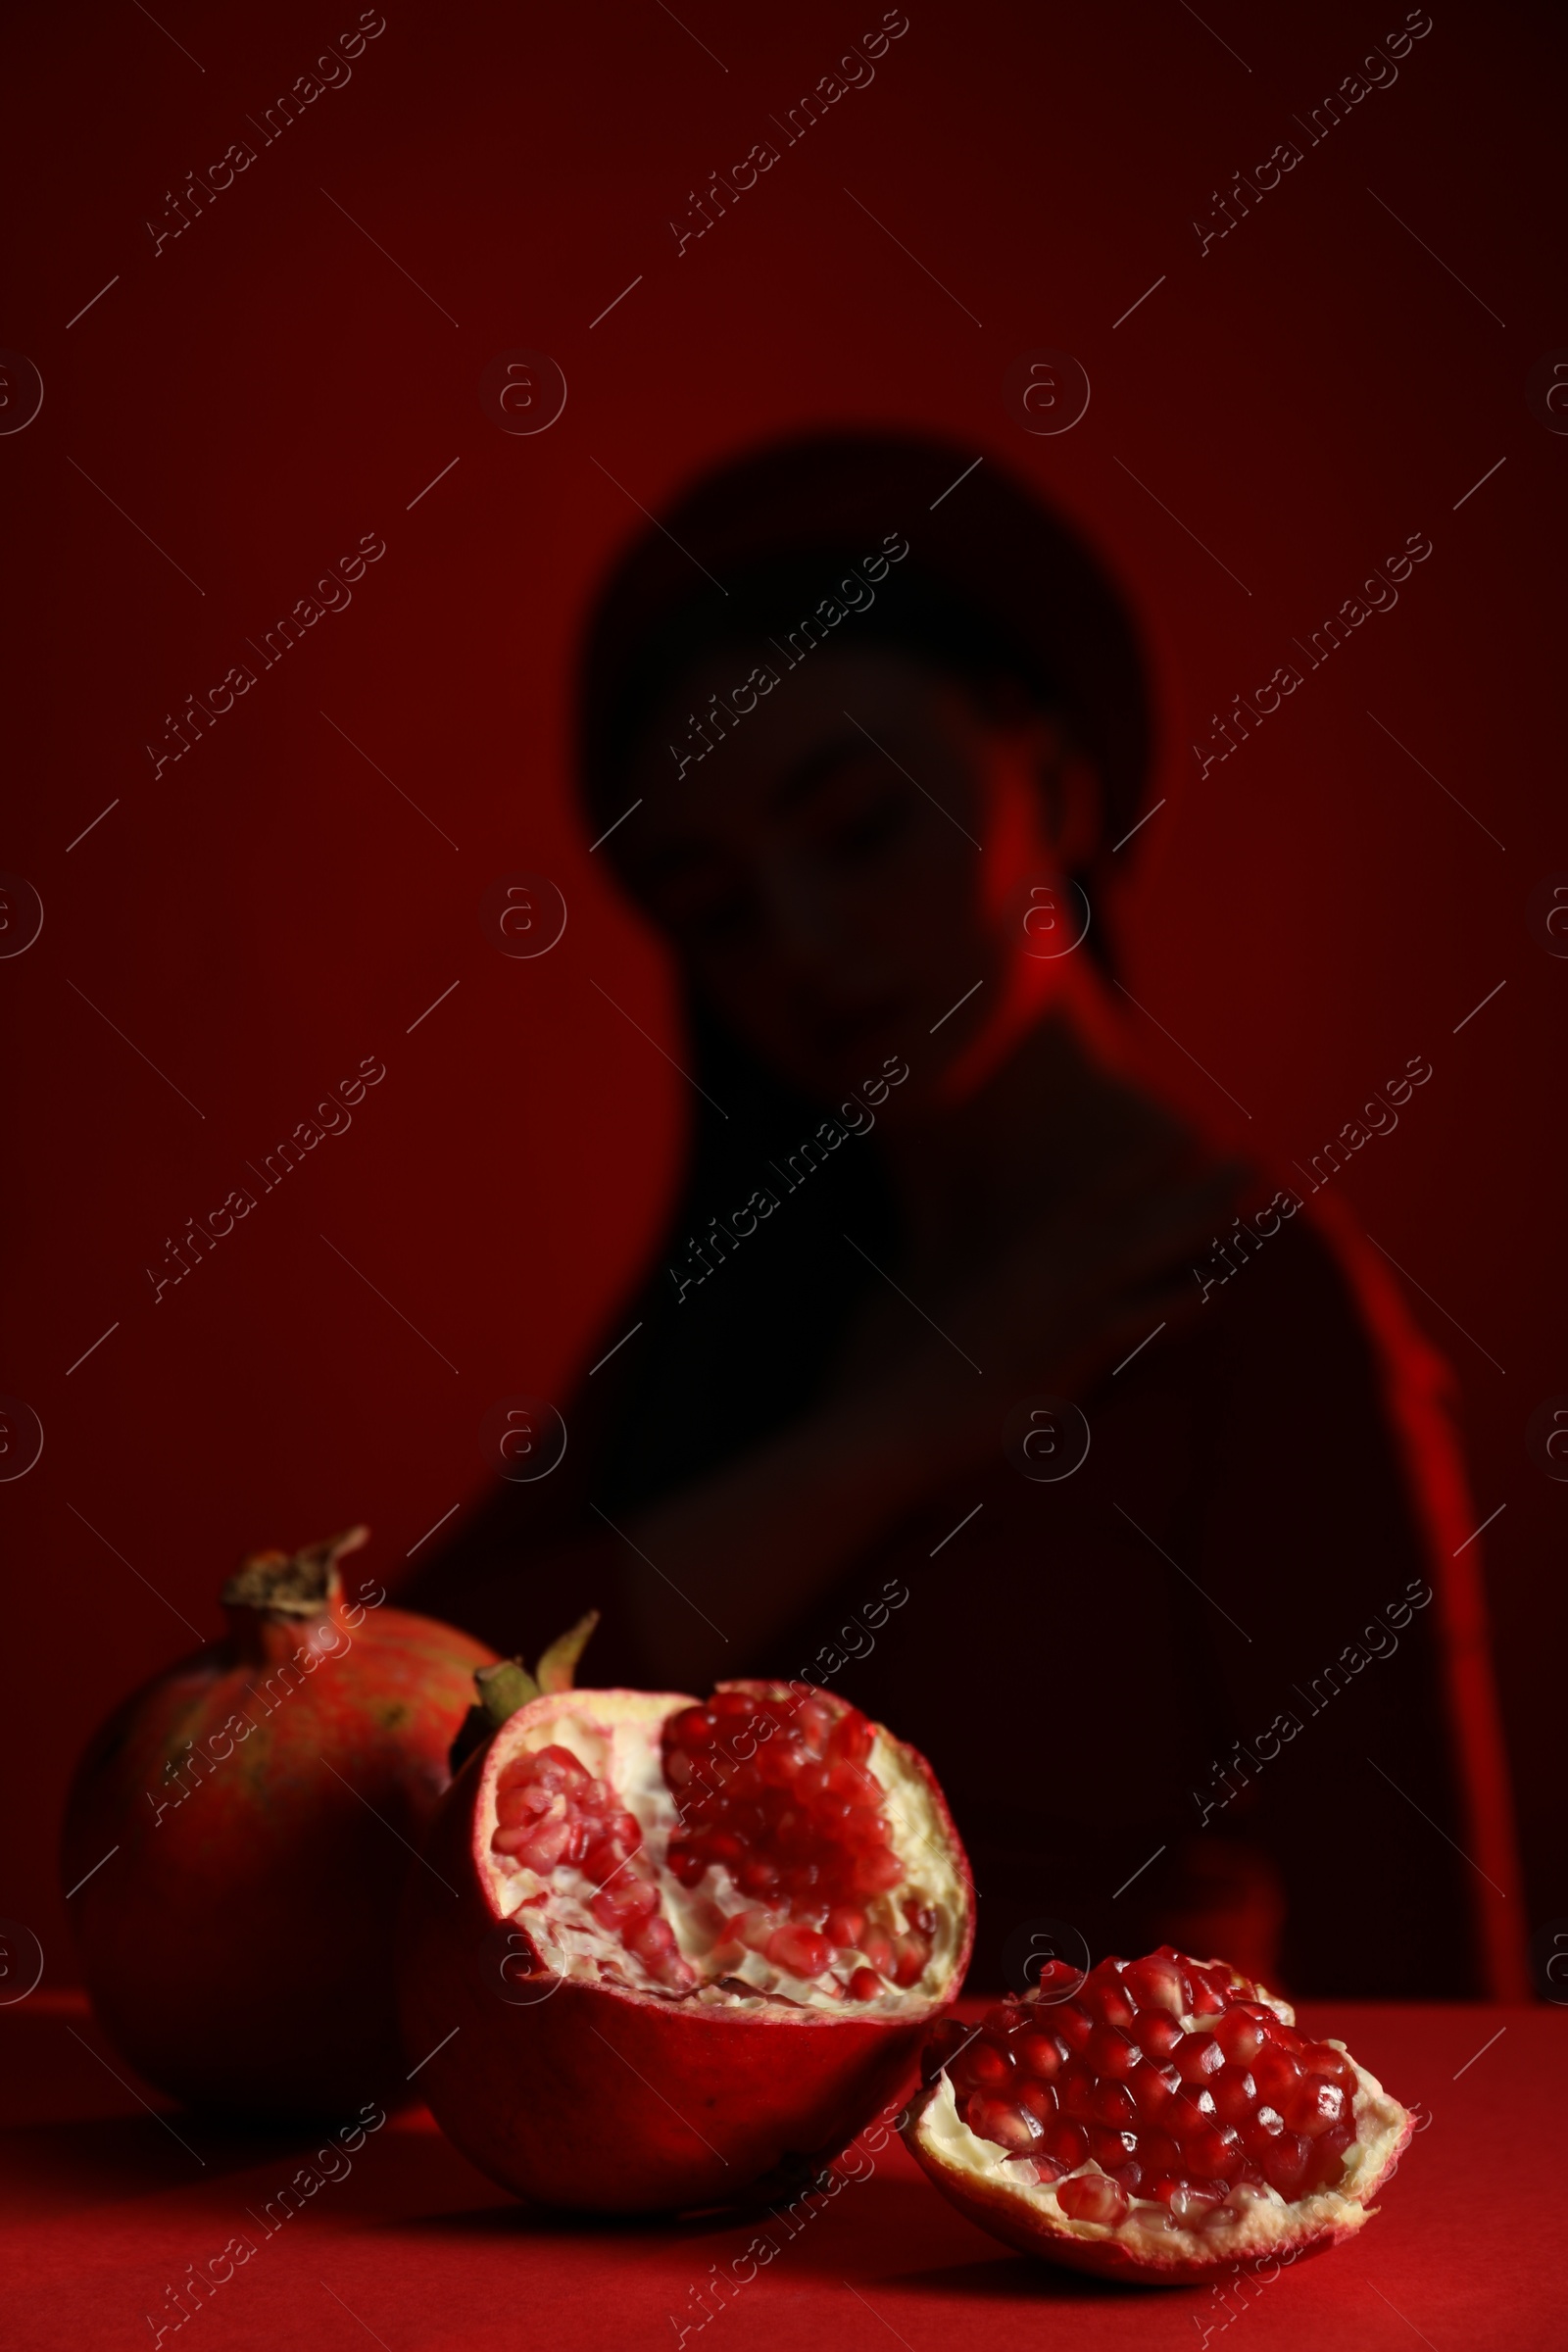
(62, 1537, 494, 2118)
(396, 1685, 974, 2214)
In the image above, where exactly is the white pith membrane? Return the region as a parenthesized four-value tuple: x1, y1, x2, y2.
(914, 1980, 1409, 2267)
(479, 1690, 967, 2013)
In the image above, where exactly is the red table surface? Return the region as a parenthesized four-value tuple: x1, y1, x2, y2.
(1, 1994, 1559, 2352)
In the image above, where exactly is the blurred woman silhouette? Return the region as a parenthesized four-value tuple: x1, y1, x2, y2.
(408, 434, 1523, 2000)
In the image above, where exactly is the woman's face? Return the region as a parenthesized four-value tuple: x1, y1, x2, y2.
(616, 643, 1095, 1110)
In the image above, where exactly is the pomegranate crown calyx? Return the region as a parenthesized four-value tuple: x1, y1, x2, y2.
(535, 1607, 600, 1694)
(220, 1525, 369, 1619)
(448, 1608, 600, 1774)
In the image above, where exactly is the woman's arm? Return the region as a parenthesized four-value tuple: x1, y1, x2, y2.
(622, 1154, 1241, 1685)
(621, 1366, 952, 1686)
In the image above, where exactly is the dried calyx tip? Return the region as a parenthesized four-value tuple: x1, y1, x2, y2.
(475, 1658, 542, 1724)
(448, 1610, 600, 1775)
(220, 1525, 370, 1617)
(536, 1608, 601, 1694)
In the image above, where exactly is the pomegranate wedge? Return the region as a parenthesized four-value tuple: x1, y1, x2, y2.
(905, 1947, 1412, 2284)
(398, 1681, 973, 2211)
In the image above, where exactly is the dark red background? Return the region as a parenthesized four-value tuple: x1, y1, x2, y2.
(2, 0, 1563, 1994)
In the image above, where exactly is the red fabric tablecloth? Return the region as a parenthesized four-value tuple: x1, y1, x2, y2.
(2, 1994, 1559, 2351)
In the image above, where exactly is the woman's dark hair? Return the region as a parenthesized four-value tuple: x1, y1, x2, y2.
(578, 429, 1153, 872)
(587, 547, 1065, 823)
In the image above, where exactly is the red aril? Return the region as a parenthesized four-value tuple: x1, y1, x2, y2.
(906, 1946, 1412, 2285)
(60, 1529, 495, 2117)
(397, 1677, 973, 2211)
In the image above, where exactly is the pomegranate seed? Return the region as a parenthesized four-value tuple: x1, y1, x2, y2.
(1044, 2121, 1090, 2170)
(1210, 2065, 1257, 2124)
(1089, 2081, 1135, 2129)
(1303, 2120, 1355, 2191)
(737, 1909, 780, 1952)
(495, 1784, 550, 1826)
(1164, 2180, 1227, 2226)
(1033, 1958, 1083, 1998)
(830, 1712, 873, 1761)
(1086, 2024, 1141, 2078)
(1130, 2065, 1181, 2123)
(1016, 2078, 1056, 2124)
(1060, 2074, 1098, 2122)
(1057, 2174, 1129, 2228)
(1174, 2033, 1224, 2084)
(1055, 2005, 1094, 2052)
(1212, 2010, 1264, 2065)
(921, 2020, 968, 2082)
(1226, 2177, 1273, 2207)
(507, 1815, 572, 1872)
(1134, 2012, 1184, 2060)
(627, 1913, 676, 1961)
(891, 1932, 929, 1986)
(1122, 1953, 1190, 2017)
(1088, 2126, 1137, 2170)
(1283, 2076, 1347, 2138)
(847, 1967, 883, 2001)
(1083, 1976, 1138, 2032)
(1015, 2034, 1066, 2081)
(597, 1876, 659, 1925)
(970, 2098, 1043, 2151)
(798, 1700, 834, 1747)
(963, 2042, 1015, 2093)
(1252, 2046, 1302, 2102)
(1241, 2107, 1287, 2158)
(1260, 2132, 1311, 2196)
(1300, 2041, 1356, 2089)
(1181, 2120, 1241, 2178)
(827, 1906, 865, 1948)
(856, 1850, 906, 1896)
(767, 1923, 832, 1978)
(859, 1932, 895, 1975)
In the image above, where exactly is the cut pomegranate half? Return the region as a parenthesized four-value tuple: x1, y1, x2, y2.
(398, 1680, 972, 2212)
(904, 1947, 1412, 2284)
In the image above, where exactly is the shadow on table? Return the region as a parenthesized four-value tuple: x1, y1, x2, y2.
(888, 2253, 1151, 2301)
(387, 2198, 747, 2244)
(0, 2112, 353, 2213)
(384, 2164, 1164, 2306)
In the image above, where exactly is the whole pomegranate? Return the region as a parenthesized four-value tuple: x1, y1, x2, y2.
(398, 1667, 974, 2212)
(62, 1527, 494, 2117)
(905, 1946, 1413, 2284)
